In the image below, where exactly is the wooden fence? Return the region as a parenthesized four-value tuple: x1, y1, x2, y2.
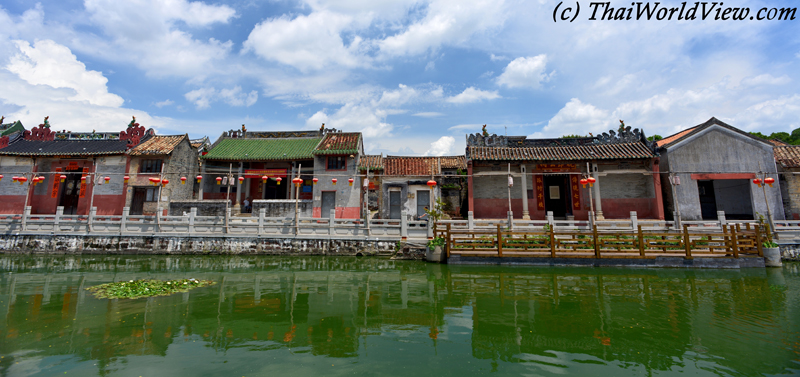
(434, 222, 765, 259)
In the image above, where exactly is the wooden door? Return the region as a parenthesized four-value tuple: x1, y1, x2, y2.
(321, 191, 336, 218)
(130, 188, 147, 215)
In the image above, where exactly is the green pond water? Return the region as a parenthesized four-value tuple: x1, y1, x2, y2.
(0, 256, 798, 377)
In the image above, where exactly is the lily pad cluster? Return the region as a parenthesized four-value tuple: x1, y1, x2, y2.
(87, 278, 215, 299)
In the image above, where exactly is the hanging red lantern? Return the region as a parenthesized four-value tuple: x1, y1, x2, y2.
(124, 175, 130, 183)
(104, 176, 111, 184)
(426, 180, 436, 188)
(238, 176, 244, 184)
(0, 174, 3, 182)
(262, 175, 268, 184)
(18, 176, 27, 185)
(293, 177, 303, 187)
(276, 177, 282, 185)
(60, 175, 67, 183)
(332, 178, 337, 185)
(162, 179, 169, 186)
(181, 176, 187, 185)
(196, 175, 202, 183)
(12, 176, 18, 182)
(587, 177, 596, 187)
(216, 177, 222, 185)
(81, 176, 87, 183)
(149, 177, 159, 185)
(348, 178, 354, 186)
(764, 177, 775, 187)
(312, 177, 318, 185)
(753, 178, 762, 187)
(580, 178, 588, 188)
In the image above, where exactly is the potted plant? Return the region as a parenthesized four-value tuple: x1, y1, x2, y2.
(758, 214, 781, 267)
(426, 236, 446, 263)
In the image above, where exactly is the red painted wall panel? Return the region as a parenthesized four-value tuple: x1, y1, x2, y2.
(0, 195, 26, 214)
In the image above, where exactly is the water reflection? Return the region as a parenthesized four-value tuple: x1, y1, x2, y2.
(1, 256, 798, 376)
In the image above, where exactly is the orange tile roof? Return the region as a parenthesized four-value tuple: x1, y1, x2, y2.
(655, 126, 698, 147)
(359, 155, 384, 170)
(774, 146, 800, 168)
(382, 156, 466, 176)
(314, 132, 361, 154)
(129, 135, 187, 156)
(439, 156, 466, 169)
(468, 142, 654, 161)
(768, 139, 789, 146)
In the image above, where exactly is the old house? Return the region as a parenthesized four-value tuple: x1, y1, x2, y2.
(466, 126, 663, 220)
(199, 127, 364, 218)
(0, 117, 151, 215)
(126, 134, 198, 215)
(774, 145, 800, 220)
(359, 155, 466, 220)
(657, 117, 782, 221)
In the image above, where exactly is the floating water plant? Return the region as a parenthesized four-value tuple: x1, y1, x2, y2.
(86, 278, 215, 299)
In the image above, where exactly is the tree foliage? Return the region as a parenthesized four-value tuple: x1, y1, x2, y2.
(750, 128, 800, 145)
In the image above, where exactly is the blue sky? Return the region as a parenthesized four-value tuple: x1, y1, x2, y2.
(0, 0, 798, 155)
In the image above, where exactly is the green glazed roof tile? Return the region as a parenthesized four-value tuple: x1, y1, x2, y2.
(202, 138, 322, 160)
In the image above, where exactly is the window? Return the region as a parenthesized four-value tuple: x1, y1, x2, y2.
(327, 156, 346, 170)
(145, 188, 157, 202)
(140, 159, 163, 173)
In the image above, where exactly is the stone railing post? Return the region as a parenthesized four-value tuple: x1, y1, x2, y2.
(22, 206, 31, 231)
(54, 206, 64, 233)
(258, 208, 265, 235)
(401, 214, 408, 240)
(630, 211, 638, 231)
(717, 211, 727, 228)
(88, 207, 97, 232)
(468, 211, 474, 230)
(329, 209, 336, 236)
(546, 211, 554, 227)
(189, 207, 197, 234)
(120, 207, 129, 234)
(427, 218, 433, 239)
(507, 211, 514, 230)
(225, 208, 231, 234)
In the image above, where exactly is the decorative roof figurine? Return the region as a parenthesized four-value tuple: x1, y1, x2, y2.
(127, 116, 137, 128)
(42, 116, 50, 128)
(320, 123, 325, 132)
(482, 124, 488, 137)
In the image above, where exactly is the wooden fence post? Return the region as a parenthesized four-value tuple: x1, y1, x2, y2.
(593, 223, 600, 258)
(637, 225, 645, 257)
(550, 223, 556, 258)
(683, 225, 692, 259)
(754, 224, 763, 257)
(730, 224, 739, 258)
(496, 223, 503, 257)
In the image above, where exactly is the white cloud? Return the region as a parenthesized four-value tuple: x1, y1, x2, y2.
(243, 11, 365, 71)
(425, 136, 455, 156)
(447, 124, 481, 131)
(425, 61, 435, 71)
(532, 98, 609, 138)
(496, 55, 551, 89)
(413, 112, 444, 117)
(490, 53, 507, 61)
(378, 0, 507, 57)
(7, 40, 124, 107)
(185, 86, 258, 109)
(739, 74, 791, 88)
(154, 99, 174, 108)
(446, 87, 500, 104)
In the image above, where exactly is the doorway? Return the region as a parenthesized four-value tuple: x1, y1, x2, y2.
(130, 188, 147, 215)
(321, 191, 336, 218)
(543, 175, 570, 218)
(698, 180, 717, 219)
(262, 179, 287, 199)
(416, 190, 430, 219)
(389, 191, 401, 219)
(58, 174, 82, 215)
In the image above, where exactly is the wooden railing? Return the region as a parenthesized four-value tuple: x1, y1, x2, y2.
(434, 222, 765, 259)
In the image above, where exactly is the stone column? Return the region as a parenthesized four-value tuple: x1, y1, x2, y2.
(198, 163, 205, 200)
(592, 163, 604, 220)
(520, 164, 530, 220)
(234, 162, 243, 213)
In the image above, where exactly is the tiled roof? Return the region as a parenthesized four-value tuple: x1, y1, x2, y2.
(774, 146, 800, 168)
(0, 139, 129, 156)
(468, 142, 654, 161)
(768, 139, 790, 146)
(202, 137, 321, 161)
(314, 132, 361, 155)
(359, 155, 384, 170)
(655, 126, 697, 147)
(384, 156, 436, 176)
(656, 117, 771, 149)
(439, 156, 466, 169)
(0, 121, 24, 137)
(129, 135, 187, 156)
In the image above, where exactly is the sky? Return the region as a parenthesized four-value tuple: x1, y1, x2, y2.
(0, 0, 798, 156)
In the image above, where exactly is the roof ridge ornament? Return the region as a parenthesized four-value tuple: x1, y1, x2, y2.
(23, 116, 55, 141)
(120, 116, 146, 149)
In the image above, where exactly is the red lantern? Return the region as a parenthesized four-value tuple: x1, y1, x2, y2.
(580, 178, 588, 188)
(104, 176, 110, 184)
(162, 179, 169, 186)
(0, 174, 3, 182)
(181, 176, 187, 185)
(587, 177, 596, 187)
(216, 177, 222, 185)
(276, 177, 282, 185)
(426, 180, 436, 188)
(12, 176, 18, 182)
(196, 175, 202, 183)
(312, 177, 318, 185)
(764, 177, 775, 187)
(124, 175, 130, 183)
(348, 178, 354, 186)
(81, 176, 87, 183)
(149, 177, 159, 185)
(753, 178, 761, 187)
(262, 175, 268, 184)
(238, 176, 244, 184)
(18, 176, 27, 185)
(293, 177, 303, 187)
(332, 178, 337, 185)
(60, 174, 67, 183)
